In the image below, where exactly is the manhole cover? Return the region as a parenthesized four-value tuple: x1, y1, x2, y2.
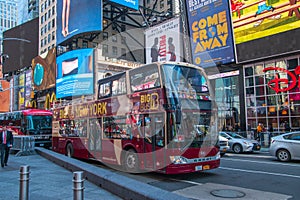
(211, 189, 246, 198)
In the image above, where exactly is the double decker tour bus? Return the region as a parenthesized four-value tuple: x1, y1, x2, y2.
(52, 62, 220, 174)
(0, 109, 53, 148)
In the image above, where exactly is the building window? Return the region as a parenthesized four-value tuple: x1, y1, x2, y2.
(82, 40, 88, 48)
(121, 36, 126, 44)
(102, 44, 108, 54)
(121, 48, 126, 58)
(112, 34, 117, 42)
(112, 46, 118, 56)
(103, 32, 108, 40)
(244, 57, 300, 132)
(121, 24, 126, 32)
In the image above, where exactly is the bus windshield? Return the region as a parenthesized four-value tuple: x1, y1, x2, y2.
(27, 115, 52, 130)
(161, 64, 215, 148)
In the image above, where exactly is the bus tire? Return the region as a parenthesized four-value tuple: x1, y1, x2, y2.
(66, 143, 74, 158)
(124, 149, 139, 173)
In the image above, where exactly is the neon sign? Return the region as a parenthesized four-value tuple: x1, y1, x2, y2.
(263, 65, 300, 93)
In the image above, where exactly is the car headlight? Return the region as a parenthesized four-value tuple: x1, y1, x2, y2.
(169, 156, 188, 164)
(243, 141, 251, 145)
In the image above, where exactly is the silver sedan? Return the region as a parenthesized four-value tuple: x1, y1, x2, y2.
(219, 132, 261, 154)
(269, 132, 300, 162)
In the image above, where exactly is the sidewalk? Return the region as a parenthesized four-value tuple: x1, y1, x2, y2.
(1, 148, 188, 200)
(0, 152, 122, 200)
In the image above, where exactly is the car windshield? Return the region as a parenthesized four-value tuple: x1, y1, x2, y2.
(226, 132, 244, 139)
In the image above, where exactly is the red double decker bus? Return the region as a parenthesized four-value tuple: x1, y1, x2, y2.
(52, 62, 220, 174)
(0, 109, 53, 148)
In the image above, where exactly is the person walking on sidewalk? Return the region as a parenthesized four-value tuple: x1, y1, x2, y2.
(0, 124, 14, 167)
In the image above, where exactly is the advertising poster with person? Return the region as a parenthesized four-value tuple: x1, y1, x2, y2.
(186, 0, 236, 68)
(145, 17, 182, 64)
(56, 0, 103, 45)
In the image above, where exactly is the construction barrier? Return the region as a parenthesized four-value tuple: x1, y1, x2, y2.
(11, 136, 35, 156)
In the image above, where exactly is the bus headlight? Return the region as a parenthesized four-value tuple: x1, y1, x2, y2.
(170, 156, 188, 164)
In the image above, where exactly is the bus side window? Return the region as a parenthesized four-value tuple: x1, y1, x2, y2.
(98, 82, 111, 98)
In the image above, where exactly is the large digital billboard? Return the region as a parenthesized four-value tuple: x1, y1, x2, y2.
(32, 48, 56, 91)
(145, 17, 182, 64)
(186, 0, 236, 68)
(231, 0, 300, 44)
(56, 49, 94, 99)
(56, 0, 102, 45)
(109, 0, 139, 10)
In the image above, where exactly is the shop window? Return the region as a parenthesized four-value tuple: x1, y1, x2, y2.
(267, 95, 277, 106)
(267, 106, 277, 116)
(254, 64, 264, 75)
(246, 87, 254, 95)
(245, 77, 254, 87)
(256, 86, 265, 96)
(287, 58, 298, 70)
(255, 75, 264, 86)
(244, 66, 253, 76)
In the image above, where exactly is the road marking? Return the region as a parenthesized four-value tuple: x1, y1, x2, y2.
(169, 178, 203, 186)
(223, 157, 300, 167)
(219, 167, 300, 179)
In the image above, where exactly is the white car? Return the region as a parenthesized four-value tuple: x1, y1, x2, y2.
(219, 132, 261, 153)
(269, 132, 300, 162)
(219, 135, 230, 156)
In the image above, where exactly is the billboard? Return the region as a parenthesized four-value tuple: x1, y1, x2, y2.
(56, 0, 102, 45)
(0, 80, 10, 112)
(231, 0, 300, 44)
(145, 17, 182, 64)
(186, 0, 236, 68)
(2, 18, 38, 74)
(109, 0, 139, 10)
(56, 48, 94, 99)
(32, 48, 56, 91)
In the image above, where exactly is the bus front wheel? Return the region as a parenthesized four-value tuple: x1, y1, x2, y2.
(66, 143, 74, 158)
(124, 149, 139, 173)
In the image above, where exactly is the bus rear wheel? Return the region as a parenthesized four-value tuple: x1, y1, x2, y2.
(66, 143, 74, 158)
(124, 149, 139, 173)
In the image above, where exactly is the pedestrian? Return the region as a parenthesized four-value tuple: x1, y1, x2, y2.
(0, 124, 14, 167)
(284, 121, 291, 132)
(256, 123, 263, 141)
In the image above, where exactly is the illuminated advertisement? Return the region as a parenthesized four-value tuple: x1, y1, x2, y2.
(56, 48, 94, 99)
(0, 80, 10, 112)
(18, 74, 25, 110)
(186, 0, 236, 68)
(25, 70, 32, 108)
(231, 0, 300, 44)
(145, 17, 182, 64)
(109, 0, 139, 10)
(32, 48, 56, 91)
(56, 0, 102, 45)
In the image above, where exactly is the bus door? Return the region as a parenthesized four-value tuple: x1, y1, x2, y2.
(88, 118, 102, 159)
(143, 113, 165, 171)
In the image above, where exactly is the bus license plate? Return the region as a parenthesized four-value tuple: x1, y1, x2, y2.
(195, 165, 202, 171)
(40, 144, 44, 147)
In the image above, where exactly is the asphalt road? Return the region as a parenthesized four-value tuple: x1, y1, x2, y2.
(97, 152, 300, 200)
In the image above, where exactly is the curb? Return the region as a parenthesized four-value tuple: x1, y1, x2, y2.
(35, 147, 189, 200)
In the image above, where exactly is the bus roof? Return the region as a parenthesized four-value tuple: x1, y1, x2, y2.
(21, 109, 52, 116)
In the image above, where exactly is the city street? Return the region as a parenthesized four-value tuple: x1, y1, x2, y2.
(100, 151, 300, 200)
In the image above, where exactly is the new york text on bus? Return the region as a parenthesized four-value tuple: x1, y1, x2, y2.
(52, 62, 220, 174)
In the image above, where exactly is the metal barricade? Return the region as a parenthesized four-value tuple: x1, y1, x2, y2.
(11, 136, 35, 156)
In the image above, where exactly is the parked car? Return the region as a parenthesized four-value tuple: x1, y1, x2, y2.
(219, 135, 230, 156)
(219, 132, 261, 153)
(269, 132, 300, 162)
